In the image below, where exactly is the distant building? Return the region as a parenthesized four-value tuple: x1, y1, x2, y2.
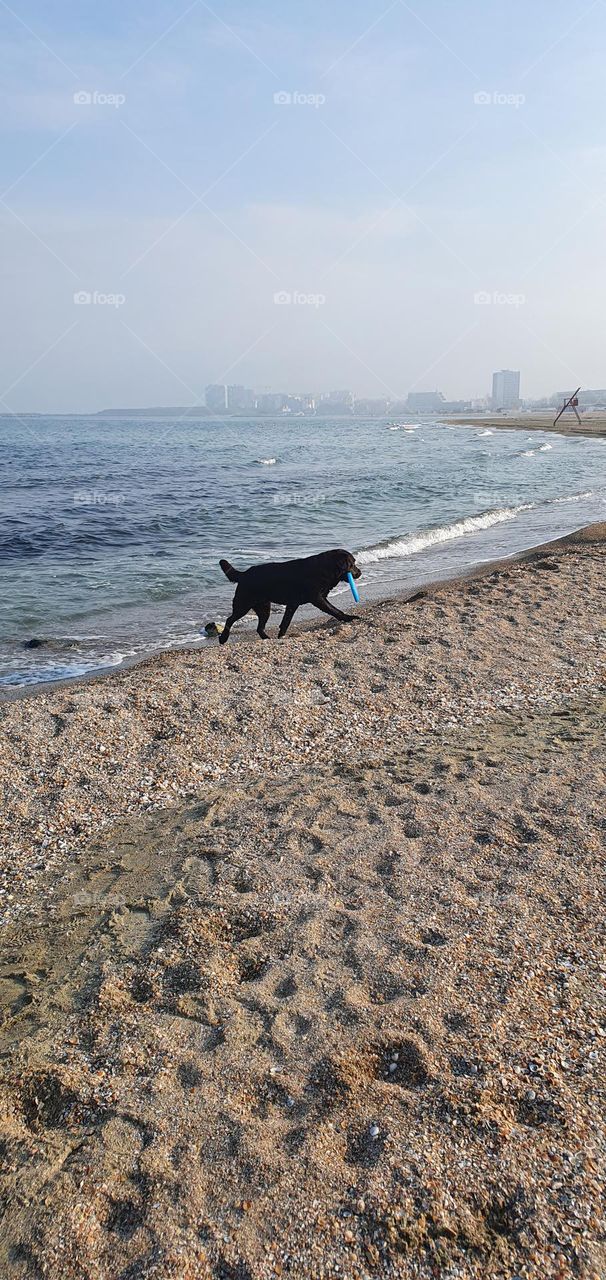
(317, 398, 354, 415)
(406, 391, 446, 412)
(320, 389, 354, 408)
(354, 398, 389, 417)
(491, 370, 520, 410)
(441, 400, 473, 414)
(226, 385, 255, 411)
(298, 394, 316, 412)
(256, 392, 288, 414)
(205, 384, 228, 411)
(560, 388, 606, 408)
(285, 395, 316, 413)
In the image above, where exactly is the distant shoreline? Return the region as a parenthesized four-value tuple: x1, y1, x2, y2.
(447, 412, 606, 439)
(5, 409, 606, 435)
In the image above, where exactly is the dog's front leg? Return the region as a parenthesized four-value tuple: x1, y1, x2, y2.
(219, 597, 250, 644)
(313, 595, 354, 623)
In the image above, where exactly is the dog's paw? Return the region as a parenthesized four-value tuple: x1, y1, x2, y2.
(218, 632, 229, 645)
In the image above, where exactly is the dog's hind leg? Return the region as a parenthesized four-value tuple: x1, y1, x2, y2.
(254, 601, 271, 639)
(278, 603, 298, 638)
(219, 598, 251, 644)
(312, 595, 354, 623)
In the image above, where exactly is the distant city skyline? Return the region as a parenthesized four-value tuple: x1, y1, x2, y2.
(62, 373, 606, 416)
(14, 372, 606, 417)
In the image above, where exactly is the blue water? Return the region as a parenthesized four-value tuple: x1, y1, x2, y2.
(1, 413, 605, 687)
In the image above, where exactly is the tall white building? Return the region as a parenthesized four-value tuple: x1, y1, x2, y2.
(205, 384, 228, 411)
(491, 369, 520, 410)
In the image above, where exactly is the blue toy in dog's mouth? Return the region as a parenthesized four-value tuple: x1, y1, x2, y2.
(347, 571, 360, 603)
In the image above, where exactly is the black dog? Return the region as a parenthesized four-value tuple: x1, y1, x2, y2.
(218, 548, 361, 643)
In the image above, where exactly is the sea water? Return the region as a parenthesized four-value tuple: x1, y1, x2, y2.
(1, 413, 604, 687)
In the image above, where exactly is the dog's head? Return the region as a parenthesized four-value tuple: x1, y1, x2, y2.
(333, 548, 362, 583)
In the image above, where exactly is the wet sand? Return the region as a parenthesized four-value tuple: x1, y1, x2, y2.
(0, 525, 605, 1279)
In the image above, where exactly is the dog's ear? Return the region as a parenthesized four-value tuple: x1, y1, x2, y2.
(331, 550, 351, 581)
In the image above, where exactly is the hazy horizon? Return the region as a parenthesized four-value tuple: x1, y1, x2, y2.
(3, 0, 606, 413)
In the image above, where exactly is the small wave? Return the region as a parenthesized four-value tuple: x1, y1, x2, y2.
(0, 650, 129, 687)
(520, 441, 551, 456)
(478, 429, 493, 436)
(256, 457, 276, 465)
(357, 504, 534, 564)
(552, 490, 593, 503)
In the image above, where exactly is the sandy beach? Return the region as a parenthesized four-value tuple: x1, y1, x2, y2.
(1, 524, 605, 1280)
(447, 413, 606, 439)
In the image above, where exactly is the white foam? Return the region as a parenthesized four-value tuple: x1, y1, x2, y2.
(478, 429, 493, 436)
(357, 504, 535, 564)
(520, 441, 551, 456)
(553, 490, 593, 503)
(256, 457, 276, 465)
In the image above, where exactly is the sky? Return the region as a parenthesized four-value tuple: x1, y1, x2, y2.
(2, 0, 606, 411)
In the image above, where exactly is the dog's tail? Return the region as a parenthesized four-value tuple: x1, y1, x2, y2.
(219, 558, 241, 583)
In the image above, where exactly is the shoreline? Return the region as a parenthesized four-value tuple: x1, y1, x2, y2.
(446, 412, 606, 438)
(0, 517, 604, 909)
(1, 519, 600, 706)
